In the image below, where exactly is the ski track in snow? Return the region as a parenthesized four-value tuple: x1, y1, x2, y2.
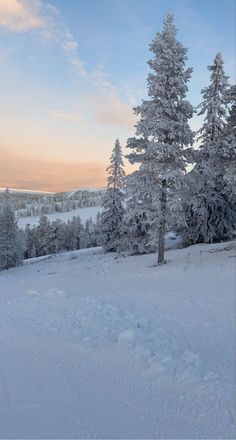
(0, 243, 235, 438)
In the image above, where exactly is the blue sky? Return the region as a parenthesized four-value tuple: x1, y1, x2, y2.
(0, 0, 235, 191)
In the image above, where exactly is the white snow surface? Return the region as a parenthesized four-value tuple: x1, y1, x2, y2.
(0, 241, 235, 438)
(18, 206, 102, 229)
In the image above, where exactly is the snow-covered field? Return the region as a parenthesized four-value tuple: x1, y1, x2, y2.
(17, 206, 102, 229)
(0, 242, 235, 438)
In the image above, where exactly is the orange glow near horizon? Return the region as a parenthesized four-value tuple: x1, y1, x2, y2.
(0, 148, 108, 192)
(0, 148, 136, 192)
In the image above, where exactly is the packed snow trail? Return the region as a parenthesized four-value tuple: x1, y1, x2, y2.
(0, 243, 235, 438)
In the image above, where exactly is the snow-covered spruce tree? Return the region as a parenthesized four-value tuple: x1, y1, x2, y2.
(36, 213, 51, 256)
(0, 189, 25, 270)
(183, 54, 235, 245)
(24, 224, 31, 259)
(94, 212, 102, 246)
(122, 168, 157, 255)
(69, 216, 84, 250)
(84, 217, 96, 248)
(224, 84, 236, 195)
(100, 138, 125, 252)
(24, 224, 39, 258)
(125, 14, 194, 263)
(48, 219, 66, 254)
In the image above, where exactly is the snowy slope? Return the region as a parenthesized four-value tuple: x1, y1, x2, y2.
(64, 187, 105, 198)
(0, 242, 235, 438)
(18, 205, 102, 229)
(0, 188, 53, 194)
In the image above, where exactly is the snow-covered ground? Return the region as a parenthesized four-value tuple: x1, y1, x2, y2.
(0, 241, 235, 438)
(17, 206, 102, 229)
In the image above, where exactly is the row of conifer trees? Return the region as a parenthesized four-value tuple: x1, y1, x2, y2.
(100, 15, 236, 264)
(0, 190, 101, 270)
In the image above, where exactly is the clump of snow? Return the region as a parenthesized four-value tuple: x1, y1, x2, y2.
(118, 329, 136, 343)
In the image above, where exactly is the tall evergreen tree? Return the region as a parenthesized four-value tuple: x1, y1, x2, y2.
(25, 224, 39, 258)
(48, 219, 66, 254)
(0, 189, 25, 270)
(84, 217, 94, 248)
(69, 216, 84, 250)
(183, 54, 235, 245)
(224, 84, 236, 194)
(122, 169, 157, 255)
(37, 213, 51, 256)
(126, 14, 194, 263)
(100, 139, 125, 252)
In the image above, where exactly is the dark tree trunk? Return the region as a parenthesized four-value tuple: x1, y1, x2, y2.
(157, 183, 167, 265)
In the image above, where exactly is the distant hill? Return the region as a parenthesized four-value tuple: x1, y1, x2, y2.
(0, 187, 106, 219)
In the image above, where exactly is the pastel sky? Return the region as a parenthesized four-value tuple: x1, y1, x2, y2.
(0, 0, 235, 192)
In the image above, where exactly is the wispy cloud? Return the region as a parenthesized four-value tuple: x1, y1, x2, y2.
(91, 93, 136, 130)
(40, 3, 86, 75)
(0, 0, 86, 74)
(0, 0, 123, 89)
(0, 0, 44, 32)
(49, 110, 83, 122)
(0, 0, 136, 109)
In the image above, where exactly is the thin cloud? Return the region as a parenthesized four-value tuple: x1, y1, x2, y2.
(0, 0, 86, 75)
(91, 93, 137, 130)
(0, 1, 122, 89)
(40, 4, 86, 76)
(0, 0, 44, 32)
(0, 0, 133, 114)
(49, 110, 83, 122)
